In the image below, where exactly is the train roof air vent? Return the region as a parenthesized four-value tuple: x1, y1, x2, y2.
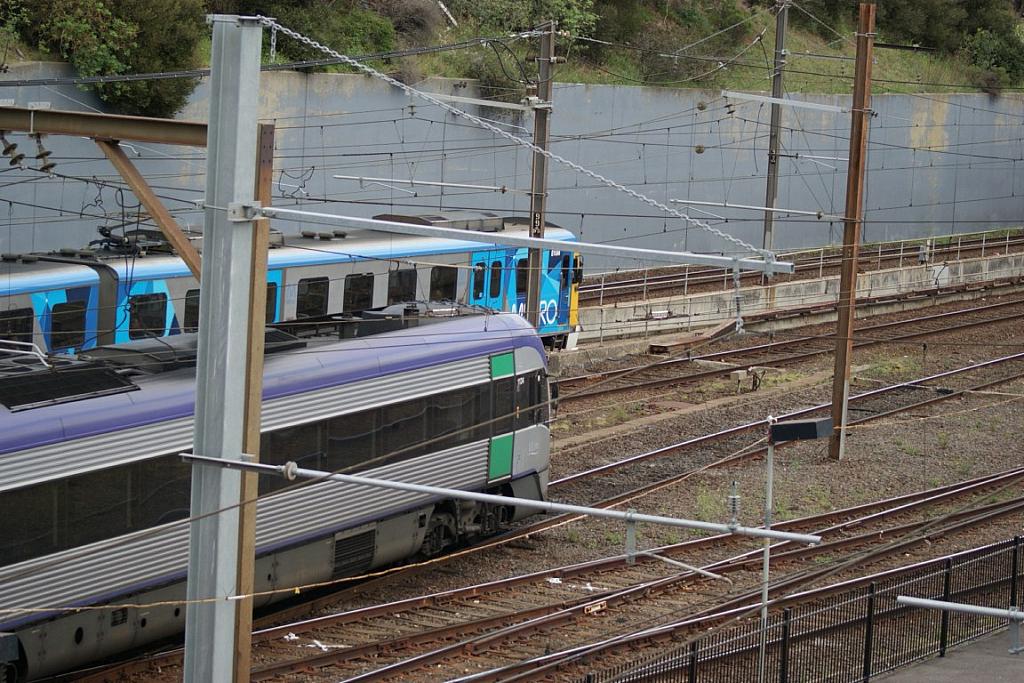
(0, 355, 138, 411)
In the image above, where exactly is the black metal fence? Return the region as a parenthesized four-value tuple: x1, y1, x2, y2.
(579, 536, 1023, 683)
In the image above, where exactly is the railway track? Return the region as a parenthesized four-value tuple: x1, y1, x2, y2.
(470, 496, 1024, 683)
(74, 351, 1024, 682)
(579, 233, 1024, 304)
(557, 297, 1024, 403)
(243, 473, 1024, 681)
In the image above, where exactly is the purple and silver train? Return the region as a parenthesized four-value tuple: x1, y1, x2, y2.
(0, 312, 551, 681)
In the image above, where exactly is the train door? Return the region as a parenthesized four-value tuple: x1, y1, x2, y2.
(536, 250, 569, 336)
(468, 250, 509, 311)
(266, 269, 283, 323)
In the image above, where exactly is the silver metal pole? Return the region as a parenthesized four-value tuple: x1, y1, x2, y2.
(896, 596, 1024, 654)
(182, 454, 823, 545)
(895, 596, 1024, 621)
(759, 420, 777, 683)
(183, 15, 262, 683)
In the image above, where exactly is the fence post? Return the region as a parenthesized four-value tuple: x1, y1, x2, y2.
(1012, 535, 1021, 609)
(779, 608, 791, 683)
(939, 557, 953, 656)
(688, 640, 699, 683)
(862, 582, 876, 682)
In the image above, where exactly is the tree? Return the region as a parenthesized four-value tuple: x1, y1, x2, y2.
(23, 0, 205, 118)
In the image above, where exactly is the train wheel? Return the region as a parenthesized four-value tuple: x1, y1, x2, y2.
(421, 512, 456, 557)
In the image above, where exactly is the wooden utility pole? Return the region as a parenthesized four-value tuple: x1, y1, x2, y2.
(761, 0, 789, 256)
(233, 122, 274, 683)
(829, 2, 876, 460)
(525, 21, 556, 327)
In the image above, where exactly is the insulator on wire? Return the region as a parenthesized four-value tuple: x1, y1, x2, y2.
(32, 134, 56, 174)
(728, 480, 740, 529)
(33, 135, 52, 160)
(0, 133, 15, 156)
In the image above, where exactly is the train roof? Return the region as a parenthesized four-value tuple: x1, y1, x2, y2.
(0, 257, 100, 296)
(0, 313, 543, 456)
(29, 215, 578, 281)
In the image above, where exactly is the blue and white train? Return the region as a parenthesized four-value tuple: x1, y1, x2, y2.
(0, 211, 583, 355)
(0, 312, 552, 681)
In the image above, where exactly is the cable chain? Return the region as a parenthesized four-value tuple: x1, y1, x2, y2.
(256, 16, 774, 263)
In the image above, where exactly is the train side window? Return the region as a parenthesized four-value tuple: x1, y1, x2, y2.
(387, 269, 417, 304)
(488, 262, 502, 298)
(472, 262, 486, 298)
(1, 481, 59, 566)
(260, 424, 323, 494)
(560, 254, 571, 289)
(516, 258, 529, 297)
(132, 455, 191, 528)
(430, 266, 457, 301)
(0, 307, 33, 343)
(66, 466, 132, 549)
(344, 273, 374, 313)
(515, 373, 548, 431)
(327, 408, 380, 472)
(538, 375, 550, 424)
(183, 289, 200, 332)
(296, 277, 329, 318)
(474, 382, 493, 441)
(382, 398, 427, 460)
(493, 377, 515, 435)
(432, 386, 476, 450)
(50, 301, 86, 350)
(266, 282, 278, 323)
(129, 293, 167, 339)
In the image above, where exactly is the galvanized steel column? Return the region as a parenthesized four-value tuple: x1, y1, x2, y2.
(184, 15, 262, 683)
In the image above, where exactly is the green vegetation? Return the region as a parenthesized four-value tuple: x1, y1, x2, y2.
(893, 437, 923, 457)
(865, 355, 923, 381)
(694, 485, 720, 521)
(9, 0, 206, 117)
(5, 1, 1024, 117)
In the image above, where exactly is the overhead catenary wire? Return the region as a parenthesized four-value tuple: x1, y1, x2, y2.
(255, 16, 773, 263)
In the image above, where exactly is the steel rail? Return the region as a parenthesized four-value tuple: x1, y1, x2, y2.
(71, 356, 1024, 683)
(244, 362, 1024, 679)
(264, 494, 1024, 683)
(448, 497, 1024, 683)
(579, 235, 1024, 299)
(558, 299, 1024, 401)
(248, 466, 1024, 644)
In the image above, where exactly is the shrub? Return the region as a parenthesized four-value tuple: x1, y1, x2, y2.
(962, 27, 1024, 91)
(366, 0, 444, 41)
(447, 0, 598, 35)
(21, 0, 205, 118)
(269, 3, 395, 63)
(93, 0, 206, 117)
